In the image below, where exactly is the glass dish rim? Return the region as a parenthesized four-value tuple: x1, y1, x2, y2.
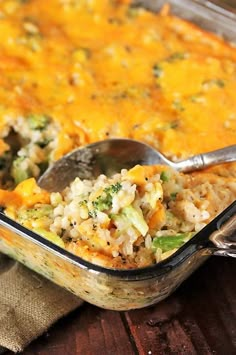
(138, 0, 236, 40)
(140, 0, 236, 22)
(1, 201, 235, 279)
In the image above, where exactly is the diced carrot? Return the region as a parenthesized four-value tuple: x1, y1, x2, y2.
(148, 202, 166, 230)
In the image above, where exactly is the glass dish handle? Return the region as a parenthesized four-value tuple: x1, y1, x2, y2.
(209, 201, 236, 257)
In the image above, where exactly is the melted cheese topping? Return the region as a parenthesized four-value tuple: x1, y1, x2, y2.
(0, 0, 235, 160)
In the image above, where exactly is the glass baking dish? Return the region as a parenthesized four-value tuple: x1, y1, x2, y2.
(0, 0, 236, 311)
(0, 202, 235, 310)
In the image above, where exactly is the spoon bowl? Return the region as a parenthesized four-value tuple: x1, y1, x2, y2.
(38, 139, 236, 192)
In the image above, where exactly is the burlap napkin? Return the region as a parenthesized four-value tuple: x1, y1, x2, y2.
(0, 253, 83, 353)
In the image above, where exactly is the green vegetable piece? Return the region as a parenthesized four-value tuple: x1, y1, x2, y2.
(166, 52, 186, 62)
(152, 232, 194, 253)
(92, 182, 122, 212)
(27, 114, 50, 130)
(126, 4, 141, 18)
(33, 228, 65, 248)
(88, 210, 97, 218)
(121, 205, 148, 236)
(11, 156, 30, 184)
(36, 138, 52, 148)
(156, 121, 179, 131)
(153, 64, 163, 78)
(190, 94, 206, 103)
(202, 79, 225, 89)
(92, 194, 112, 211)
(18, 205, 53, 221)
(160, 171, 169, 182)
(169, 120, 179, 129)
(215, 79, 225, 88)
(172, 99, 185, 112)
(110, 213, 131, 236)
(109, 182, 122, 194)
(170, 192, 178, 200)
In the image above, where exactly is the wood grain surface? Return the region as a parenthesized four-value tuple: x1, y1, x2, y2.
(5, 256, 235, 355)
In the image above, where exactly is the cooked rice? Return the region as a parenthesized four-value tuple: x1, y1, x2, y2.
(4, 165, 236, 269)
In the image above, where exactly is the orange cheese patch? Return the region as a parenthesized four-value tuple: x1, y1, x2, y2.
(0, 178, 50, 210)
(0, 0, 235, 161)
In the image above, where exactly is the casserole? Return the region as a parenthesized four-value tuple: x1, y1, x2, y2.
(0, 0, 235, 310)
(0, 201, 235, 310)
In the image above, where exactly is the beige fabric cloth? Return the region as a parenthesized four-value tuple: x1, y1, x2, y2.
(0, 253, 83, 353)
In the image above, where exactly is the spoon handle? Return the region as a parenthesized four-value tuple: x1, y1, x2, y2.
(174, 145, 236, 172)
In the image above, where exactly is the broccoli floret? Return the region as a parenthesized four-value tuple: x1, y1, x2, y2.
(36, 137, 52, 148)
(17, 205, 53, 222)
(90, 182, 122, 214)
(152, 64, 163, 78)
(108, 182, 122, 194)
(92, 194, 112, 211)
(11, 156, 31, 184)
(88, 210, 97, 218)
(27, 114, 50, 130)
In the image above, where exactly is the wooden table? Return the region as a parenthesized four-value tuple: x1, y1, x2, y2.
(5, 256, 235, 355)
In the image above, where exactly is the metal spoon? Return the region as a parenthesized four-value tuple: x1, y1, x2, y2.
(38, 138, 236, 192)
